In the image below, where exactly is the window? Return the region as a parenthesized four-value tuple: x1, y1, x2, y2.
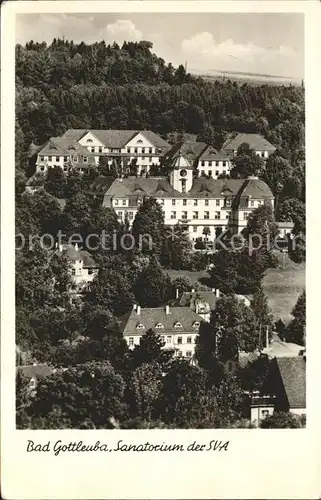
(166, 336, 172, 344)
(204, 211, 209, 220)
(186, 351, 192, 358)
(40, 166, 45, 171)
(39, 156, 44, 161)
(137, 139, 143, 144)
(122, 200, 127, 206)
(73, 156, 78, 162)
(216, 199, 220, 206)
(223, 161, 226, 167)
(208, 161, 212, 167)
(181, 180, 186, 193)
(215, 170, 219, 176)
(99, 147, 103, 153)
(226, 200, 231, 207)
(136, 323, 145, 330)
(149, 148, 153, 154)
(193, 212, 198, 219)
(187, 336, 192, 344)
(194, 199, 198, 206)
(181, 211, 187, 220)
(71, 269, 76, 276)
(48, 156, 52, 161)
(134, 148, 138, 153)
(208, 170, 212, 177)
(261, 410, 270, 417)
(63, 166, 68, 172)
(183, 199, 187, 206)
(226, 212, 231, 219)
(64, 156, 68, 162)
(83, 157, 88, 163)
(193, 226, 197, 232)
(205, 199, 209, 206)
(155, 323, 164, 329)
(175, 322, 183, 329)
(114, 199, 119, 206)
(160, 335, 165, 342)
(243, 212, 249, 220)
(128, 337, 134, 346)
(193, 321, 200, 328)
(128, 211, 134, 220)
(91, 147, 95, 153)
(250, 200, 255, 207)
(117, 211, 123, 219)
(177, 351, 183, 357)
(56, 156, 60, 162)
(177, 337, 183, 344)
(215, 211, 220, 220)
(261, 152, 265, 157)
(172, 199, 176, 206)
(201, 170, 205, 176)
(86, 138, 93, 143)
(201, 161, 205, 167)
(159, 199, 164, 206)
(170, 211, 176, 219)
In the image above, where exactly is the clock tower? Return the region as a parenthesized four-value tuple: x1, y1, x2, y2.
(169, 154, 193, 193)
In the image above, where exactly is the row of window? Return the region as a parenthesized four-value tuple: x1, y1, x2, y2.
(170, 211, 230, 220)
(114, 199, 127, 206)
(117, 211, 134, 220)
(128, 335, 197, 346)
(39, 155, 88, 163)
(136, 322, 200, 330)
(199, 161, 229, 167)
(170, 199, 222, 207)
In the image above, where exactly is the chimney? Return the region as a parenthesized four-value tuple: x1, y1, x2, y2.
(133, 304, 137, 311)
(215, 289, 220, 298)
(211, 288, 215, 293)
(165, 305, 170, 314)
(137, 305, 141, 315)
(176, 288, 179, 300)
(58, 243, 63, 252)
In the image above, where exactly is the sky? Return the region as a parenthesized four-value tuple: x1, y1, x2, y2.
(16, 13, 304, 79)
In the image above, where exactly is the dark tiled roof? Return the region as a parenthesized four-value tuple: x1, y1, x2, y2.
(17, 364, 53, 379)
(199, 149, 233, 161)
(56, 245, 97, 268)
(179, 291, 218, 310)
(222, 133, 276, 152)
(62, 129, 171, 150)
(90, 176, 273, 202)
(38, 137, 89, 157)
(276, 356, 306, 408)
(121, 306, 203, 335)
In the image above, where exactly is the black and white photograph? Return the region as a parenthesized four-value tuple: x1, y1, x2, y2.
(13, 8, 307, 432)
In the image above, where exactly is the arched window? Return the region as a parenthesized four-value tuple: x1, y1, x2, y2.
(174, 322, 183, 328)
(136, 323, 145, 330)
(137, 139, 143, 144)
(155, 323, 164, 329)
(86, 138, 93, 143)
(193, 321, 200, 328)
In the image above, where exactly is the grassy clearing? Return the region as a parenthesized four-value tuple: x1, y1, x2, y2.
(167, 253, 305, 323)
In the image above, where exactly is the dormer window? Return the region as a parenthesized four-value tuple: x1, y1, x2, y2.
(155, 323, 164, 329)
(86, 139, 93, 143)
(136, 323, 145, 330)
(193, 321, 200, 328)
(174, 322, 183, 328)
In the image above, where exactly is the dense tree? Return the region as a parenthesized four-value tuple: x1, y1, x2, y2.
(230, 143, 265, 178)
(133, 258, 172, 307)
(128, 362, 163, 420)
(260, 411, 305, 428)
(131, 197, 165, 255)
(250, 285, 273, 348)
(44, 166, 67, 198)
(161, 224, 193, 269)
(130, 329, 173, 369)
(277, 197, 305, 234)
(22, 362, 126, 429)
(284, 291, 306, 345)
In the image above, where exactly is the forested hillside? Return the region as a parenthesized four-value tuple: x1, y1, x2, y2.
(16, 39, 304, 163)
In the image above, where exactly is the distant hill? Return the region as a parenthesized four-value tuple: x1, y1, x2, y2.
(193, 69, 302, 87)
